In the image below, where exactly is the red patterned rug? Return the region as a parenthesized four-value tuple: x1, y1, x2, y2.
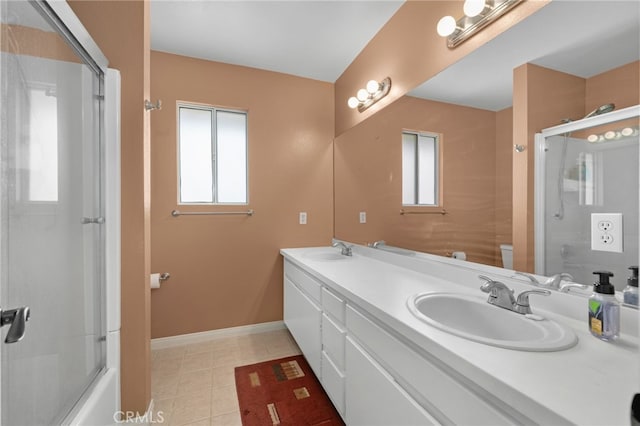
(234, 355, 345, 426)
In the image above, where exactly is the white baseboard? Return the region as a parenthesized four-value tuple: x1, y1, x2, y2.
(151, 320, 286, 350)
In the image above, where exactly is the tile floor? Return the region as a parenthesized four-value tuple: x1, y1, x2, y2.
(151, 328, 301, 425)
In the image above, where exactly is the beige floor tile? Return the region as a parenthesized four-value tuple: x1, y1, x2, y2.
(182, 352, 214, 372)
(177, 369, 213, 395)
(152, 373, 180, 392)
(152, 381, 179, 400)
(212, 348, 243, 367)
(180, 418, 211, 426)
(173, 387, 212, 412)
(153, 359, 184, 377)
(211, 385, 240, 417)
(184, 341, 214, 355)
(152, 398, 174, 424)
(170, 404, 211, 426)
(212, 365, 236, 388)
(155, 346, 187, 361)
(210, 411, 241, 426)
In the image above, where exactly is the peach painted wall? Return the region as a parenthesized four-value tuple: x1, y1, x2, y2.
(69, 0, 152, 414)
(150, 52, 334, 338)
(495, 107, 513, 263)
(335, 95, 500, 266)
(334, 0, 549, 136)
(587, 60, 640, 112)
(512, 64, 585, 272)
(512, 61, 640, 272)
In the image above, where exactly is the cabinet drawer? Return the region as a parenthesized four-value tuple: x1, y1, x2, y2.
(345, 337, 438, 426)
(346, 305, 516, 425)
(283, 278, 322, 377)
(322, 313, 345, 371)
(321, 351, 345, 417)
(322, 287, 345, 323)
(284, 260, 321, 302)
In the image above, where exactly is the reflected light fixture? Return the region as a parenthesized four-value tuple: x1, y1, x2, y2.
(437, 0, 523, 48)
(587, 125, 639, 143)
(347, 77, 392, 112)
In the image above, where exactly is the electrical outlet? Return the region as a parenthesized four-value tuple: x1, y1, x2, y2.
(591, 213, 623, 253)
(359, 212, 366, 224)
(299, 212, 307, 225)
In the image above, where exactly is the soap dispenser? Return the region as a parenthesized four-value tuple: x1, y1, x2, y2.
(588, 271, 620, 341)
(623, 266, 639, 306)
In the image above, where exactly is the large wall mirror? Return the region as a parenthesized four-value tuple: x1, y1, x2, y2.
(334, 0, 640, 288)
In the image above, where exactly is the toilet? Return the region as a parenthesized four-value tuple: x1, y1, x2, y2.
(500, 244, 513, 269)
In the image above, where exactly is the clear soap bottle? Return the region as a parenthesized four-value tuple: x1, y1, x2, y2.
(623, 266, 639, 306)
(588, 271, 620, 341)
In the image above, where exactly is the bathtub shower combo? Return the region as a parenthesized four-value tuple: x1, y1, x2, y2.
(0, 1, 120, 424)
(535, 104, 640, 290)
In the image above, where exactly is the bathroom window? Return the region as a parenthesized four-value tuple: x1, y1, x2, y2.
(402, 131, 440, 206)
(178, 104, 248, 204)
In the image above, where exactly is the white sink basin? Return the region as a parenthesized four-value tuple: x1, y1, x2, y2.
(408, 292, 578, 351)
(303, 249, 350, 261)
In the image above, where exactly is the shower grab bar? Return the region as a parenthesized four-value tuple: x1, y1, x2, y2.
(171, 209, 254, 217)
(400, 209, 447, 215)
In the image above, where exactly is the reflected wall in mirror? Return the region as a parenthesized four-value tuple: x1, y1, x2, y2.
(335, 95, 512, 266)
(334, 0, 639, 275)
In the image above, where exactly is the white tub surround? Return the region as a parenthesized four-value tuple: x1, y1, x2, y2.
(281, 244, 639, 425)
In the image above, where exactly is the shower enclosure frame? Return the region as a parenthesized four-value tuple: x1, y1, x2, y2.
(0, 1, 121, 424)
(534, 104, 640, 279)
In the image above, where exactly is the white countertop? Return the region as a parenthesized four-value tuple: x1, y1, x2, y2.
(280, 244, 640, 426)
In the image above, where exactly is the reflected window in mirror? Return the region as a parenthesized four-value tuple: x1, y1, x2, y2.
(402, 131, 441, 206)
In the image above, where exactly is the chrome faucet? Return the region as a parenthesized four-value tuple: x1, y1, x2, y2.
(514, 272, 574, 290)
(559, 282, 589, 293)
(332, 241, 353, 256)
(479, 276, 550, 314)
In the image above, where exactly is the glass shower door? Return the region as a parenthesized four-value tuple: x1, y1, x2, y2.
(538, 113, 640, 289)
(0, 1, 106, 424)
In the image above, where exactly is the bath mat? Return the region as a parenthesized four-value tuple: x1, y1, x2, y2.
(235, 355, 345, 426)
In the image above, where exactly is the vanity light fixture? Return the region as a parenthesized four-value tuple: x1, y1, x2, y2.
(587, 125, 639, 143)
(437, 0, 523, 48)
(347, 77, 392, 112)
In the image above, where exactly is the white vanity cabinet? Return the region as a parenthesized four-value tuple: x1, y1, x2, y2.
(283, 258, 533, 425)
(283, 262, 322, 377)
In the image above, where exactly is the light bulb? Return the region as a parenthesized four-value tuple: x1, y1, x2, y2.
(604, 130, 616, 140)
(463, 0, 486, 17)
(366, 80, 380, 94)
(621, 127, 634, 137)
(587, 134, 599, 143)
(356, 88, 369, 102)
(347, 96, 359, 109)
(437, 16, 457, 37)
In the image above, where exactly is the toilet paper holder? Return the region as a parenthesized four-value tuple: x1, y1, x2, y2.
(159, 273, 170, 282)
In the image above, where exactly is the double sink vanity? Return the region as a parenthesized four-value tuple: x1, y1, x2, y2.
(281, 243, 639, 425)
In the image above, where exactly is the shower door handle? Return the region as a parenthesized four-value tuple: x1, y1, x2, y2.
(1, 306, 30, 343)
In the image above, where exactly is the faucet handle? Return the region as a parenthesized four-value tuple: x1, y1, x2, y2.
(513, 272, 542, 285)
(515, 289, 551, 314)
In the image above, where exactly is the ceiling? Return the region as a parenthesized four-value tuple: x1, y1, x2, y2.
(150, 0, 403, 83)
(151, 1, 640, 110)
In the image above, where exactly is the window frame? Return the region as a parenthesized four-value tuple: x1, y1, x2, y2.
(176, 102, 249, 206)
(401, 129, 444, 210)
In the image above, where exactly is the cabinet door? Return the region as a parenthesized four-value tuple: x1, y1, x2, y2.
(283, 277, 322, 377)
(345, 337, 439, 426)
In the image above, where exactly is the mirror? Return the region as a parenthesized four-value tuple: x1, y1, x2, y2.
(334, 0, 640, 287)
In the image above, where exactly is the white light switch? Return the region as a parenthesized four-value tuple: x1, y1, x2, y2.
(591, 213, 623, 253)
(359, 212, 366, 224)
(299, 212, 307, 225)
